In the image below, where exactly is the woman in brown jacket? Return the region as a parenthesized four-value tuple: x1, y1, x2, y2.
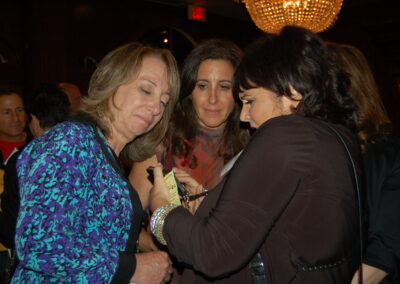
(149, 26, 362, 283)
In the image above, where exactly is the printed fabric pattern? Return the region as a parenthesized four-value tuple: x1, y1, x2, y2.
(12, 121, 133, 283)
(160, 126, 225, 190)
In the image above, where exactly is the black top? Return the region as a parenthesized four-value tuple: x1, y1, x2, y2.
(72, 114, 143, 284)
(363, 135, 400, 283)
(0, 145, 25, 248)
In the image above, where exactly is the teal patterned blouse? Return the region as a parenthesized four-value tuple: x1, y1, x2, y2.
(12, 119, 142, 283)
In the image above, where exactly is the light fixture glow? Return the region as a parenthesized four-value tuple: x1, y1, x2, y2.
(242, 0, 343, 34)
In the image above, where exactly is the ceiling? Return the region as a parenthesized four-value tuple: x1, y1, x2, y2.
(144, 0, 383, 21)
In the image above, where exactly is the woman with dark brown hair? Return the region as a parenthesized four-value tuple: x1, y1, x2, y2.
(129, 39, 250, 283)
(329, 42, 400, 284)
(129, 39, 249, 211)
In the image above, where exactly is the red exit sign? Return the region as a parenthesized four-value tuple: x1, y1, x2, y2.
(188, 5, 206, 22)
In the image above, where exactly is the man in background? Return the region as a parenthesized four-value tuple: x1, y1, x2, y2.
(0, 86, 27, 282)
(0, 86, 27, 166)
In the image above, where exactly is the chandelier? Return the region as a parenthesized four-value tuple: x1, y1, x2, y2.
(241, 0, 344, 34)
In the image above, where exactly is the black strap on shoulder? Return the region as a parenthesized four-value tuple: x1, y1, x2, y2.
(320, 121, 364, 284)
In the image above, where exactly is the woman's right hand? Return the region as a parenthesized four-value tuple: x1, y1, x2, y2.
(149, 164, 170, 212)
(130, 251, 172, 284)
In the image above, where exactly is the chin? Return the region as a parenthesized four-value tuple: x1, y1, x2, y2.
(9, 132, 24, 137)
(203, 123, 225, 130)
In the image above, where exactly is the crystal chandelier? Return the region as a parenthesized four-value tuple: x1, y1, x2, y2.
(241, 0, 344, 34)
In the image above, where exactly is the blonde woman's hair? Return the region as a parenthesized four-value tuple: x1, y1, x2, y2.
(327, 42, 392, 151)
(80, 42, 180, 161)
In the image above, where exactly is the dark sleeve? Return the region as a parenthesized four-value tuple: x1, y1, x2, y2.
(363, 141, 400, 280)
(163, 117, 313, 277)
(0, 151, 21, 248)
(110, 252, 136, 283)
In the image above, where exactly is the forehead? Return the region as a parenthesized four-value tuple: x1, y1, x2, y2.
(139, 55, 167, 75)
(0, 93, 24, 107)
(197, 59, 234, 76)
(136, 55, 170, 90)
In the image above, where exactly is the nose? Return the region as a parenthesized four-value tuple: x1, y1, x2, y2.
(207, 86, 218, 104)
(149, 97, 162, 116)
(10, 111, 20, 122)
(240, 105, 249, 122)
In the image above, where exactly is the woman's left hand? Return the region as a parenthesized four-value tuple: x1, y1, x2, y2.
(173, 168, 203, 195)
(173, 168, 207, 214)
(149, 164, 170, 212)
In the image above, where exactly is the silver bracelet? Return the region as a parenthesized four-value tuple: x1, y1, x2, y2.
(150, 204, 180, 245)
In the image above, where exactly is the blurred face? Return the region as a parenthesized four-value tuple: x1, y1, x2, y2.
(239, 87, 299, 128)
(192, 59, 235, 130)
(0, 93, 27, 141)
(108, 55, 170, 146)
(59, 82, 81, 110)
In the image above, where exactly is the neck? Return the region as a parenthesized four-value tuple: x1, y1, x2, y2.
(104, 120, 133, 156)
(197, 125, 224, 138)
(106, 136, 124, 157)
(0, 133, 25, 142)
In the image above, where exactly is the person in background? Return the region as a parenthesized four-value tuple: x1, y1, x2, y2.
(12, 42, 180, 283)
(58, 82, 82, 112)
(149, 26, 362, 283)
(0, 84, 71, 282)
(328, 42, 400, 284)
(0, 86, 27, 166)
(0, 85, 27, 283)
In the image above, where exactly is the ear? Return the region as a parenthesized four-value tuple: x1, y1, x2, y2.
(288, 84, 303, 101)
(281, 84, 302, 111)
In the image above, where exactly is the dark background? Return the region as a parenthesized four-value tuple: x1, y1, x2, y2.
(1, 0, 399, 131)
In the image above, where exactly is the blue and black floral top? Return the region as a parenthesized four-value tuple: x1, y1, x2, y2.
(12, 118, 142, 283)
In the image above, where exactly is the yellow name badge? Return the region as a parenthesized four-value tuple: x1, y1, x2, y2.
(163, 170, 182, 206)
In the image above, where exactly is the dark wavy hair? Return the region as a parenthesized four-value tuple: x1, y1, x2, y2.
(233, 26, 357, 129)
(166, 39, 249, 167)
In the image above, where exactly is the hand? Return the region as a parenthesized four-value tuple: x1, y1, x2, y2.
(149, 164, 170, 212)
(351, 264, 388, 284)
(130, 251, 172, 284)
(173, 168, 203, 195)
(173, 168, 206, 214)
